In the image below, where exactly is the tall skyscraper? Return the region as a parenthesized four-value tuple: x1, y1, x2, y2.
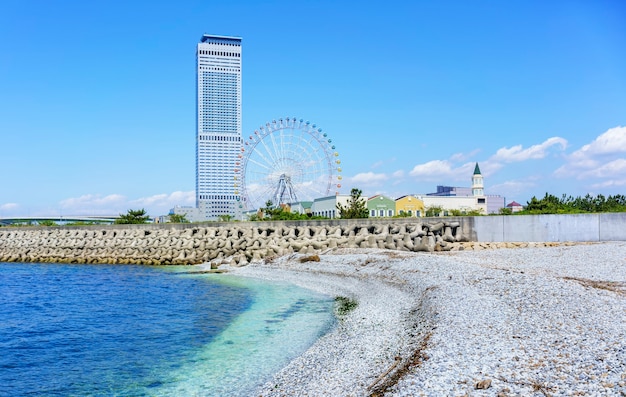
(196, 34, 242, 220)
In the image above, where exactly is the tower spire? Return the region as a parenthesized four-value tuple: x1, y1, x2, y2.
(472, 163, 484, 197)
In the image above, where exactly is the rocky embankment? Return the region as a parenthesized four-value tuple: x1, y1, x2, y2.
(0, 220, 576, 265)
(0, 221, 479, 265)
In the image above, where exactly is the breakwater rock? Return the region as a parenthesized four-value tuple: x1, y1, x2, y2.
(0, 220, 472, 266)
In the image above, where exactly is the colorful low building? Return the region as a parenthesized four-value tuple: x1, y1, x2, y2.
(395, 195, 425, 217)
(367, 195, 396, 217)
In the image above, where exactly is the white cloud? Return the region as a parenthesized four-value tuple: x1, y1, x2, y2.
(1, 203, 19, 211)
(55, 191, 196, 217)
(60, 195, 125, 216)
(391, 170, 404, 178)
(478, 161, 505, 177)
(391, 170, 405, 185)
(59, 194, 126, 213)
(130, 191, 195, 208)
(488, 178, 539, 202)
(409, 160, 479, 182)
(168, 190, 196, 203)
(590, 179, 626, 189)
(578, 159, 626, 179)
(450, 149, 481, 163)
(409, 160, 455, 179)
(349, 172, 388, 186)
(554, 126, 626, 180)
(571, 126, 626, 159)
(553, 158, 599, 177)
(370, 160, 384, 169)
(491, 137, 567, 163)
(370, 157, 396, 170)
(130, 194, 168, 206)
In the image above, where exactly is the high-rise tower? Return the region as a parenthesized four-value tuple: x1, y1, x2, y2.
(196, 34, 242, 220)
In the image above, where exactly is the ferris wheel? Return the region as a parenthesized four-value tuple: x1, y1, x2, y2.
(239, 117, 342, 211)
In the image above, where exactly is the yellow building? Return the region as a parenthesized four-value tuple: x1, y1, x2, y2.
(395, 195, 425, 217)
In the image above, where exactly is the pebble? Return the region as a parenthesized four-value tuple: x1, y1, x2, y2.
(221, 242, 626, 396)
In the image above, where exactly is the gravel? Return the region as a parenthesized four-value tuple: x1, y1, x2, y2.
(221, 242, 626, 396)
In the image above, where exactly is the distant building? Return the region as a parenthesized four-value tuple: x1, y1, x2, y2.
(471, 162, 484, 197)
(427, 186, 473, 196)
(168, 206, 202, 223)
(286, 201, 313, 215)
(395, 195, 425, 217)
(506, 201, 524, 213)
(367, 195, 396, 217)
(195, 34, 243, 221)
(312, 194, 369, 219)
(485, 195, 506, 214)
(420, 195, 480, 215)
(423, 163, 504, 214)
(366, 195, 396, 218)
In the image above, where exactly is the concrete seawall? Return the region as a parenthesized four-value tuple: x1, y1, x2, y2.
(472, 213, 626, 242)
(1, 214, 624, 265)
(0, 219, 470, 265)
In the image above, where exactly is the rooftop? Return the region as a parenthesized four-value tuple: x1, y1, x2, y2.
(200, 34, 242, 43)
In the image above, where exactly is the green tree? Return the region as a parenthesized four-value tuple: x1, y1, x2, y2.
(251, 200, 326, 221)
(218, 214, 233, 222)
(519, 192, 626, 214)
(425, 205, 443, 217)
(168, 213, 189, 223)
(465, 208, 484, 216)
(256, 200, 278, 219)
(524, 193, 564, 214)
(38, 220, 57, 226)
(336, 188, 369, 219)
(115, 209, 150, 224)
(498, 207, 513, 215)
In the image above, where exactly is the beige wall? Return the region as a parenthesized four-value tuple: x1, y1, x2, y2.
(420, 196, 487, 214)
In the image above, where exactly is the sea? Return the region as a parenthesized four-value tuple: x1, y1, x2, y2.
(0, 262, 336, 396)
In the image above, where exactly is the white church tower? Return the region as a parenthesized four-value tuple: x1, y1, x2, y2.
(472, 162, 484, 197)
(471, 162, 487, 214)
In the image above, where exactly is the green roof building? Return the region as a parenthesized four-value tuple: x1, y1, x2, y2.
(367, 195, 396, 217)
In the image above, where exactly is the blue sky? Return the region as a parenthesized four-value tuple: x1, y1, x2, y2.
(1, 0, 625, 218)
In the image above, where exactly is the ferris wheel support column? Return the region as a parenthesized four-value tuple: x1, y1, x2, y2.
(272, 174, 298, 207)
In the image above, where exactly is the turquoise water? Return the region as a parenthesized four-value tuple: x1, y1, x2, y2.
(0, 263, 335, 396)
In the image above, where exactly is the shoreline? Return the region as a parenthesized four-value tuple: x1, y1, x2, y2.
(209, 242, 626, 396)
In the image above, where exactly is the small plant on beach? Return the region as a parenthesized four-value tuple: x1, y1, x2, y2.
(334, 296, 358, 317)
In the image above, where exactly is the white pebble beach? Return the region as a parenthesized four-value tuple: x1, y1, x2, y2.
(219, 241, 626, 396)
